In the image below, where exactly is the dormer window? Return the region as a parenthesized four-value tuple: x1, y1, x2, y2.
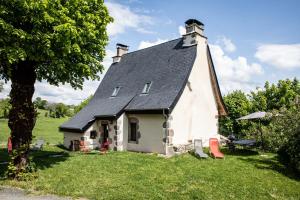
(111, 86, 120, 97)
(142, 82, 152, 94)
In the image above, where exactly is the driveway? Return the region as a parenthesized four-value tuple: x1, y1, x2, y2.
(0, 187, 72, 200)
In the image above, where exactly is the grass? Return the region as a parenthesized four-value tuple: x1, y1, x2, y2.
(0, 109, 67, 145)
(0, 146, 299, 200)
(0, 114, 299, 199)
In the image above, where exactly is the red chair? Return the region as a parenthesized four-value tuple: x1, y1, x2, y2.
(99, 140, 109, 154)
(209, 138, 224, 159)
(79, 140, 90, 153)
(7, 137, 12, 154)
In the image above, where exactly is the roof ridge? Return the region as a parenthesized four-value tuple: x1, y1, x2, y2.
(123, 37, 182, 56)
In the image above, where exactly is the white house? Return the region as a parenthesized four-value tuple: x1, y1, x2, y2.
(60, 19, 227, 156)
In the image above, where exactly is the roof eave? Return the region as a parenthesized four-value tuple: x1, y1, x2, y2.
(207, 45, 228, 116)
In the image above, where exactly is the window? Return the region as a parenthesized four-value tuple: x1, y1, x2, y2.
(111, 86, 120, 97)
(142, 82, 152, 94)
(129, 122, 137, 142)
(90, 130, 97, 139)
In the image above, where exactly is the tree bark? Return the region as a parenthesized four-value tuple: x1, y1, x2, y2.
(8, 61, 36, 178)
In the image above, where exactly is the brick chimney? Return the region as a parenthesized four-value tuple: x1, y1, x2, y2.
(182, 19, 205, 47)
(112, 43, 129, 63)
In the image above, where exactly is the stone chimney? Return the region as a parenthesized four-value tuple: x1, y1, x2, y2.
(112, 43, 129, 63)
(182, 19, 205, 47)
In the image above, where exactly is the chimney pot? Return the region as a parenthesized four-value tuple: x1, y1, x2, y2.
(113, 43, 129, 63)
(182, 19, 205, 47)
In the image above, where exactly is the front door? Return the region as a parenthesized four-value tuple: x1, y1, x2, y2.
(101, 124, 109, 144)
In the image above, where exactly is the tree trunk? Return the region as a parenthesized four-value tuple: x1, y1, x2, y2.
(8, 61, 36, 179)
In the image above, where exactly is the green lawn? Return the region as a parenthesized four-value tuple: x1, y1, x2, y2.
(0, 109, 67, 145)
(0, 146, 299, 200)
(0, 114, 299, 199)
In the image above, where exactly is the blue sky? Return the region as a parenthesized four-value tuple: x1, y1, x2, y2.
(106, 0, 300, 93)
(1, 0, 300, 104)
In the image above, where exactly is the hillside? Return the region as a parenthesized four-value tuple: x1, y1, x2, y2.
(0, 109, 67, 145)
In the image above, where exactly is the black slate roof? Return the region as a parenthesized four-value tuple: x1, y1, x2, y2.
(60, 38, 197, 132)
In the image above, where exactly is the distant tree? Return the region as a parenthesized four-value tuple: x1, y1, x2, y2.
(34, 97, 48, 109)
(74, 95, 93, 114)
(0, 0, 112, 178)
(49, 103, 72, 118)
(0, 98, 11, 118)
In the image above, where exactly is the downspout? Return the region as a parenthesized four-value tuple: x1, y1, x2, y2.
(163, 108, 169, 143)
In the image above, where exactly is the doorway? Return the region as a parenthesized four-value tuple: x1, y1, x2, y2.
(101, 124, 109, 144)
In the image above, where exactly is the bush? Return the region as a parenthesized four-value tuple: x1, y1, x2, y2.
(266, 106, 300, 172)
(48, 103, 72, 118)
(0, 98, 11, 118)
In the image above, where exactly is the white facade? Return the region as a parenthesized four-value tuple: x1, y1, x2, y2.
(170, 36, 220, 147)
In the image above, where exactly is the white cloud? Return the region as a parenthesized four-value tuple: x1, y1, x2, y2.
(216, 36, 236, 53)
(106, 2, 153, 36)
(255, 44, 300, 69)
(178, 25, 185, 36)
(0, 49, 115, 105)
(210, 44, 263, 93)
(138, 38, 168, 50)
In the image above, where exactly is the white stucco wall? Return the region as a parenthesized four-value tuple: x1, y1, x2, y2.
(171, 36, 219, 147)
(122, 114, 166, 154)
(63, 131, 82, 149)
(63, 119, 116, 150)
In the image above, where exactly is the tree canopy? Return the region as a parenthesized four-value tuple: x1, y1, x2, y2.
(220, 78, 300, 137)
(0, 0, 112, 88)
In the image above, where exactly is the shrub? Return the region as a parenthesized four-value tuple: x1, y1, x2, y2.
(266, 106, 300, 172)
(0, 98, 11, 118)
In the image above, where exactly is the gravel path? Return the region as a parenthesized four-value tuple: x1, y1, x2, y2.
(0, 187, 72, 200)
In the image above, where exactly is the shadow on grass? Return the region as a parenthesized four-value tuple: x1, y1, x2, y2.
(238, 155, 300, 181)
(0, 147, 69, 179)
(222, 148, 259, 156)
(188, 150, 211, 160)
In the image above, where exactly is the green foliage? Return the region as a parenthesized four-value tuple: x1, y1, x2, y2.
(74, 95, 92, 114)
(219, 90, 252, 137)
(220, 78, 300, 140)
(0, 98, 11, 118)
(251, 78, 300, 111)
(33, 97, 48, 109)
(0, 0, 112, 177)
(0, 0, 113, 89)
(266, 105, 300, 172)
(6, 146, 37, 180)
(48, 103, 72, 118)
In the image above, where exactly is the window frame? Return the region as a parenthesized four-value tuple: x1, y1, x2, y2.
(111, 86, 120, 97)
(141, 82, 152, 94)
(90, 130, 97, 139)
(129, 122, 137, 142)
